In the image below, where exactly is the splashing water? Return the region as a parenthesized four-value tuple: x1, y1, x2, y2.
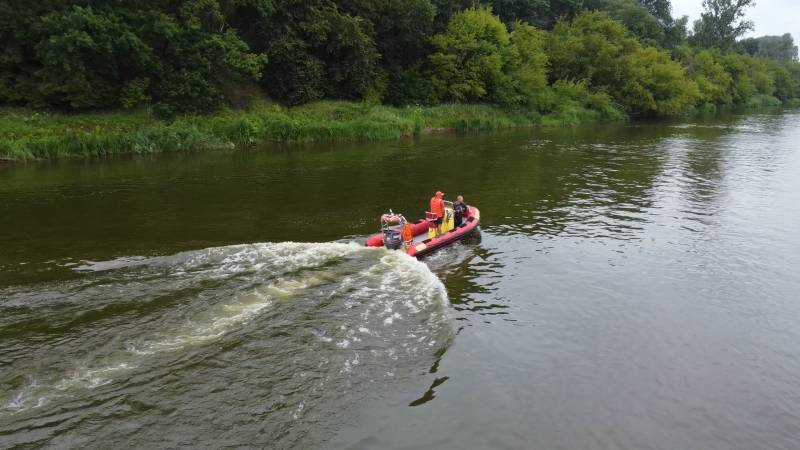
(0, 242, 451, 448)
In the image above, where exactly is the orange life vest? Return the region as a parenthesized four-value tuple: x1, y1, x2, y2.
(429, 196, 444, 218)
(402, 222, 413, 244)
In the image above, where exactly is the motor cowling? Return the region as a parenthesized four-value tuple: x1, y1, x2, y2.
(384, 226, 403, 250)
(381, 212, 405, 250)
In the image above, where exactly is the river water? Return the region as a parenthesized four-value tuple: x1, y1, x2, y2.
(1, 110, 800, 449)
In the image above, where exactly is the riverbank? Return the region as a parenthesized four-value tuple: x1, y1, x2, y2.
(0, 100, 620, 162)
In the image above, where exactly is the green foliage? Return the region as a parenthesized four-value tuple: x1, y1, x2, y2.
(490, 0, 585, 29)
(121, 78, 152, 110)
(740, 34, 799, 62)
(637, 0, 672, 24)
(662, 15, 689, 49)
(691, 0, 755, 50)
(0, 101, 556, 160)
(429, 8, 549, 107)
(0, 0, 266, 114)
(505, 22, 550, 107)
(771, 62, 800, 101)
(0, 0, 798, 122)
(430, 7, 510, 103)
(745, 94, 780, 108)
(719, 52, 774, 103)
(586, 0, 664, 46)
(34, 6, 153, 109)
(675, 47, 733, 105)
(537, 80, 626, 124)
(676, 46, 800, 108)
(384, 65, 441, 106)
(548, 11, 697, 115)
(431, 0, 477, 31)
(254, 1, 378, 105)
(624, 46, 699, 114)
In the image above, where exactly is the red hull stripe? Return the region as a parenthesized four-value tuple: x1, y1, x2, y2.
(365, 206, 480, 257)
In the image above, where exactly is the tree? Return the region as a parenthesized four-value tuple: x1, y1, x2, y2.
(675, 46, 733, 105)
(431, 0, 477, 31)
(503, 21, 550, 106)
(34, 6, 153, 109)
(585, 0, 664, 47)
(0, 0, 267, 114)
(491, 0, 550, 27)
(637, 0, 671, 24)
(662, 15, 689, 48)
(769, 61, 800, 101)
(251, 1, 379, 105)
(740, 34, 799, 62)
(429, 7, 509, 102)
(548, 11, 698, 115)
(490, 0, 585, 29)
(429, 7, 548, 106)
(691, 0, 755, 50)
(717, 52, 775, 102)
(338, 0, 437, 104)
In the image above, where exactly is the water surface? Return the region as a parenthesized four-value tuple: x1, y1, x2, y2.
(2, 111, 800, 449)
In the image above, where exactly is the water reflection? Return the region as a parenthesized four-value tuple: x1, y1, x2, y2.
(2, 110, 800, 450)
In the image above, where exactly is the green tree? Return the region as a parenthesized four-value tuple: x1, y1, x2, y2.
(675, 47, 733, 105)
(489, 0, 585, 29)
(252, 1, 378, 105)
(769, 62, 800, 101)
(0, 0, 266, 113)
(503, 21, 550, 106)
(429, 7, 509, 102)
(338, 0, 437, 104)
(662, 15, 689, 48)
(740, 34, 799, 62)
(718, 52, 775, 102)
(34, 6, 153, 109)
(548, 11, 697, 115)
(431, 0, 478, 30)
(691, 0, 755, 50)
(429, 7, 548, 106)
(0, 0, 70, 106)
(586, 0, 664, 46)
(637, 0, 671, 24)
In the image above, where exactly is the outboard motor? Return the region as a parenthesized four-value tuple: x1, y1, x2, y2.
(381, 211, 405, 250)
(384, 226, 403, 250)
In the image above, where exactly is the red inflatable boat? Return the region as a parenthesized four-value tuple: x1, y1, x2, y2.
(365, 205, 480, 258)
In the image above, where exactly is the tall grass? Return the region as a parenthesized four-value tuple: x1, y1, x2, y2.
(745, 94, 782, 108)
(0, 100, 619, 161)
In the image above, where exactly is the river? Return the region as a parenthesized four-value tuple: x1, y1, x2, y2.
(1, 110, 800, 449)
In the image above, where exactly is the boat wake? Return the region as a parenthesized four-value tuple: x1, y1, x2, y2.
(0, 242, 451, 448)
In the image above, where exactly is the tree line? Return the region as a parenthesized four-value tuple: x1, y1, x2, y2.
(1, 0, 798, 117)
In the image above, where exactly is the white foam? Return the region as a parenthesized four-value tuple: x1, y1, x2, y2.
(137, 289, 273, 354)
(4, 241, 451, 417)
(55, 362, 136, 391)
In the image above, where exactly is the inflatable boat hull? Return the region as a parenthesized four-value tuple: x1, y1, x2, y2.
(365, 206, 480, 257)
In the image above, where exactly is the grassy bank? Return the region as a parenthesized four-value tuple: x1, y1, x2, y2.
(0, 100, 616, 161)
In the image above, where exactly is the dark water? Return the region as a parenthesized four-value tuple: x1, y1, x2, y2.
(2, 111, 800, 449)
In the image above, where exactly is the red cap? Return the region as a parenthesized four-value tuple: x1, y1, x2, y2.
(435, 191, 444, 197)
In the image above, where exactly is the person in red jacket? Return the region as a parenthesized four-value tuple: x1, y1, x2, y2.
(429, 190, 445, 236)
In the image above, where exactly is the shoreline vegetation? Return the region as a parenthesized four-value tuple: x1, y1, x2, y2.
(0, 100, 619, 161)
(2, 1, 800, 161)
(0, 97, 795, 162)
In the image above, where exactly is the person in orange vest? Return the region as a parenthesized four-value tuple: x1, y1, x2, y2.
(402, 220, 414, 249)
(429, 190, 445, 236)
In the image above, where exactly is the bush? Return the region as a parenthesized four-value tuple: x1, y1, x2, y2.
(547, 11, 697, 115)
